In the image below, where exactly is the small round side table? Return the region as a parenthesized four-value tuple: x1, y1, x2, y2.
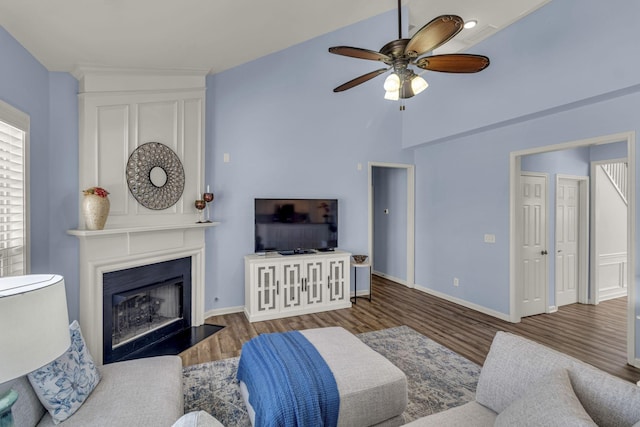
(351, 259, 372, 304)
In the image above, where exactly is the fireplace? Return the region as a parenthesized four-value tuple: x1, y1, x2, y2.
(103, 257, 191, 363)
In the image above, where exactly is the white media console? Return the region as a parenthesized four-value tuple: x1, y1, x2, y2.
(244, 250, 351, 322)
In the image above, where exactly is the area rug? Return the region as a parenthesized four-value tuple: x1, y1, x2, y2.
(182, 325, 481, 426)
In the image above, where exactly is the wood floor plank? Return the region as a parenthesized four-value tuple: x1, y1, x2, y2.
(180, 275, 640, 383)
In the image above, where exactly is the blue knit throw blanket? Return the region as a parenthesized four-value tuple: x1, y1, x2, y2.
(236, 331, 340, 427)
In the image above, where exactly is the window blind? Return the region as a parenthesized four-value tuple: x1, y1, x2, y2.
(0, 120, 25, 276)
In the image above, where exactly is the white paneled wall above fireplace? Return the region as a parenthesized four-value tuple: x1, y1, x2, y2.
(76, 67, 207, 228)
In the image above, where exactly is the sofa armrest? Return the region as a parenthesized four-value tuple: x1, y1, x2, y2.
(475, 332, 640, 427)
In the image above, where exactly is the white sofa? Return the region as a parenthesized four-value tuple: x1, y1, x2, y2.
(405, 331, 640, 426)
(1, 355, 184, 427)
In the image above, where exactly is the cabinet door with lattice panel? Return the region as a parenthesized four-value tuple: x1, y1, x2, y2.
(327, 257, 347, 303)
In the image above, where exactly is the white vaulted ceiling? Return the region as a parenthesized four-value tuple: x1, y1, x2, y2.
(0, 0, 549, 74)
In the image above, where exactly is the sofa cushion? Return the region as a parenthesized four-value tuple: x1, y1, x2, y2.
(36, 355, 183, 427)
(401, 401, 496, 426)
(28, 320, 101, 424)
(476, 332, 640, 427)
(495, 369, 596, 427)
(172, 411, 224, 427)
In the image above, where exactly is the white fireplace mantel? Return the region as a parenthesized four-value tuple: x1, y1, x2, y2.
(68, 221, 219, 237)
(68, 222, 218, 364)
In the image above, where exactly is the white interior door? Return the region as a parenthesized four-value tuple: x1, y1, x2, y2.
(556, 178, 580, 306)
(519, 173, 548, 317)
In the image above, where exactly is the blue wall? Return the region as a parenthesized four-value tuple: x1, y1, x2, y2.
(0, 27, 79, 318)
(402, 1, 640, 147)
(48, 72, 80, 319)
(408, 0, 640, 355)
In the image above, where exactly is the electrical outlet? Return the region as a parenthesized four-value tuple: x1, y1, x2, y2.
(357, 163, 362, 171)
(223, 153, 230, 163)
(453, 277, 459, 287)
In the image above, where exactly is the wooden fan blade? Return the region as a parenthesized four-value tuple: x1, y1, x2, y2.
(333, 68, 388, 92)
(416, 54, 490, 73)
(405, 15, 464, 57)
(328, 46, 391, 62)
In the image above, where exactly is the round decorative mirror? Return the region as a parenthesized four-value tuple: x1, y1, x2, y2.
(149, 166, 168, 188)
(126, 142, 185, 210)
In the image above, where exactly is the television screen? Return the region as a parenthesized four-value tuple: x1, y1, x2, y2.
(254, 198, 338, 254)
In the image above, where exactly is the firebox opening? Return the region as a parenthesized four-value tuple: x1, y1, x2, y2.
(103, 257, 192, 364)
(112, 278, 184, 349)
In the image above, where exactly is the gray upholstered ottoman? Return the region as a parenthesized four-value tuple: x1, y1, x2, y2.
(239, 326, 408, 427)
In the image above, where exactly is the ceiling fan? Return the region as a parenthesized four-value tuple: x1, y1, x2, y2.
(328, 0, 490, 106)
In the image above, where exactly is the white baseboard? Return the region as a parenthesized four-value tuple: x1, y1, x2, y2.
(373, 271, 410, 287)
(204, 305, 244, 320)
(414, 284, 512, 323)
(351, 289, 371, 297)
(548, 306, 558, 313)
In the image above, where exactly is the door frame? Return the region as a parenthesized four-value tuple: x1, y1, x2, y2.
(555, 174, 590, 306)
(368, 162, 415, 288)
(517, 172, 550, 316)
(509, 131, 636, 366)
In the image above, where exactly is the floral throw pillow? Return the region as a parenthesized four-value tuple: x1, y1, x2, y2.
(27, 320, 101, 424)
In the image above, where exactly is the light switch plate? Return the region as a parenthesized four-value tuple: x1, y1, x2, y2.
(484, 234, 496, 243)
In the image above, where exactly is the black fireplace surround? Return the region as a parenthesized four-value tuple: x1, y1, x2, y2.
(103, 257, 192, 364)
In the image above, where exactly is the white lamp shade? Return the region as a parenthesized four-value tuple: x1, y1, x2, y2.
(384, 90, 400, 101)
(0, 275, 70, 384)
(383, 73, 400, 92)
(411, 76, 428, 95)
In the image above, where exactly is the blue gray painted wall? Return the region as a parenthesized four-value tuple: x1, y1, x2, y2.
(408, 0, 640, 355)
(0, 27, 79, 318)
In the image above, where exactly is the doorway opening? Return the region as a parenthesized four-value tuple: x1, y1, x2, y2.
(368, 162, 415, 288)
(509, 131, 636, 366)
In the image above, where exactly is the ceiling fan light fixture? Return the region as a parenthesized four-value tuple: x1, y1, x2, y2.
(383, 73, 401, 92)
(411, 75, 428, 95)
(463, 20, 478, 29)
(384, 89, 400, 101)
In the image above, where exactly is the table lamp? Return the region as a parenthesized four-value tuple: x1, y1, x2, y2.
(0, 275, 71, 427)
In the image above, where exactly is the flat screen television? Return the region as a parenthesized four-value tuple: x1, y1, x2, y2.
(254, 198, 338, 254)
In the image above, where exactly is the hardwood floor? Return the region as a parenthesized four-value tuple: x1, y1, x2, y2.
(180, 275, 640, 384)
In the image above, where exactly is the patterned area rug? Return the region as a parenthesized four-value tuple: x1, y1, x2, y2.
(182, 325, 481, 426)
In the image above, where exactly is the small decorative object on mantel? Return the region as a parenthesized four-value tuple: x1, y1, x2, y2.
(82, 187, 110, 230)
(203, 185, 214, 223)
(352, 255, 368, 264)
(194, 199, 206, 223)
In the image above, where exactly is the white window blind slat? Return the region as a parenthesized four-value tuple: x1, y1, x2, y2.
(0, 117, 26, 277)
